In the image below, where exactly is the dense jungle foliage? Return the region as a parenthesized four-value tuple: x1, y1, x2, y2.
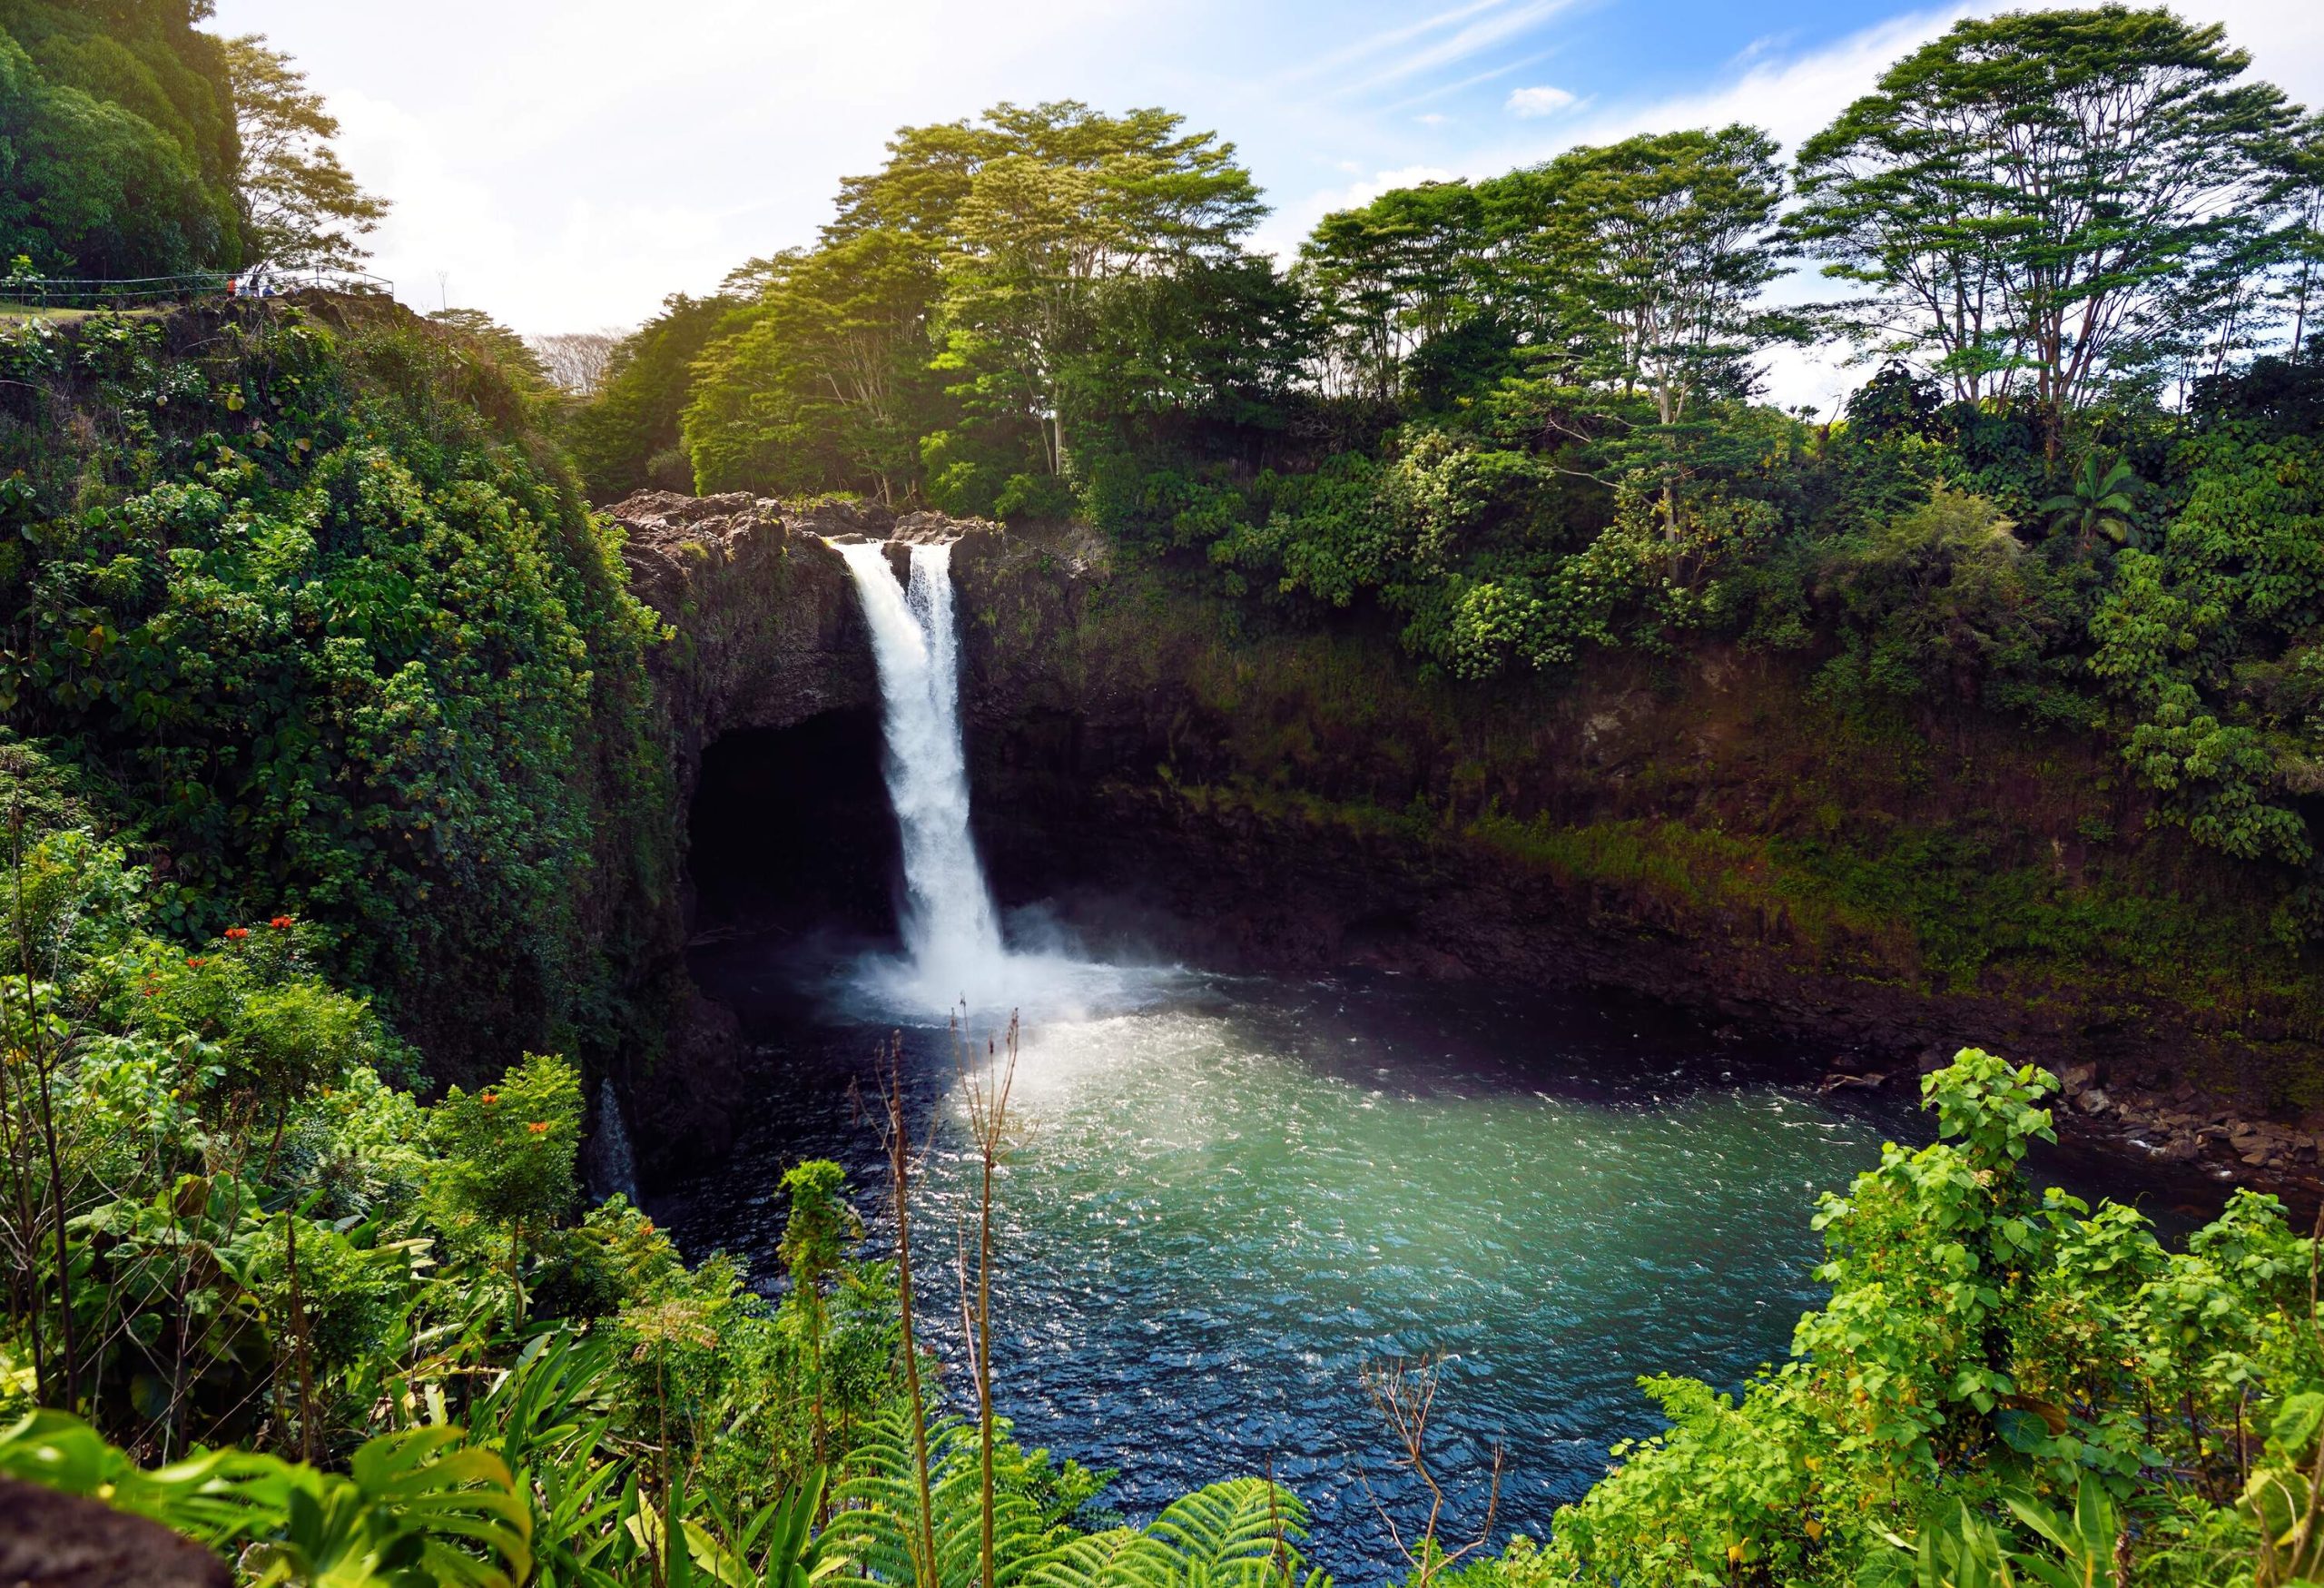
(14, 808, 2324, 1588)
(586, 6, 2324, 936)
(9, 3, 2324, 1585)
(0, 295, 671, 1072)
(0, 0, 242, 277)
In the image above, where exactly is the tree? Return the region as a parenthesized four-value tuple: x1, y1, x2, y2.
(684, 229, 945, 501)
(222, 33, 386, 271)
(1794, 6, 2299, 454)
(0, 28, 231, 277)
(427, 306, 553, 394)
(2039, 454, 2139, 549)
(934, 101, 1267, 478)
(527, 330, 623, 396)
(1295, 130, 1792, 422)
(569, 293, 740, 500)
(2276, 114, 2324, 361)
(1297, 182, 1492, 403)
(1541, 124, 1793, 428)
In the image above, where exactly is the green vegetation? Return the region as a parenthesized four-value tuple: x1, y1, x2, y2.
(0, 0, 242, 277)
(578, 5, 2324, 935)
(0, 758, 1325, 1581)
(9, 3, 2324, 1585)
(0, 296, 671, 1070)
(11, 845, 2324, 1588)
(1452, 1052, 2324, 1587)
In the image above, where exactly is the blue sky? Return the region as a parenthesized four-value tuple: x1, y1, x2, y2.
(210, 0, 2324, 413)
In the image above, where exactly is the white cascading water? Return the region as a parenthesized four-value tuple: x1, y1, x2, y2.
(834, 536, 1168, 1021)
(585, 1078, 637, 1204)
(836, 540, 1012, 1010)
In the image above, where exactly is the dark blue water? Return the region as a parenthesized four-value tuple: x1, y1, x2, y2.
(655, 944, 2219, 1583)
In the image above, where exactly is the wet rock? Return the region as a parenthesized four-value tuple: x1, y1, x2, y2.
(0, 1476, 229, 1587)
(2076, 1089, 2112, 1114)
(606, 490, 1004, 1175)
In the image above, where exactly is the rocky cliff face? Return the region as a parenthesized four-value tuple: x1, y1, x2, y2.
(616, 498, 2324, 1192)
(606, 492, 874, 1170)
(943, 526, 2324, 1191)
(615, 490, 880, 807)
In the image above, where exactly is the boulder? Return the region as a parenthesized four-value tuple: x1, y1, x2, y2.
(0, 1477, 228, 1588)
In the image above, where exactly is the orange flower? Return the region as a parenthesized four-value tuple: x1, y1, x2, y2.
(640, 1221, 655, 1235)
(480, 1091, 499, 1105)
(223, 927, 251, 941)
(184, 956, 205, 969)
(526, 1120, 550, 1135)
(269, 916, 293, 929)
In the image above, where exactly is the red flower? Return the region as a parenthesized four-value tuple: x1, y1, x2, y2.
(223, 927, 251, 941)
(526, 1120, 550, 1135)
(141, 989, 157, 998)
(269, 916, 293, 930)
(184, 957, 205, 969)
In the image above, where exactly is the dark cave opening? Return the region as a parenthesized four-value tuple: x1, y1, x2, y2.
(685, 709, 901, 937)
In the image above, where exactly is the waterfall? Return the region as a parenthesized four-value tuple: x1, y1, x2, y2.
(837, 540, 1009, 1005)
(586, 1078, 637, 1203)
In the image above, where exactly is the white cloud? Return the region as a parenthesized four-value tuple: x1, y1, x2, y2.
(211, 0, 2324, 362)
(1332, 0, 1581, 95)
(1505, 84, 1577, 118)
(1274, 0, 1532, 86)
(1255, 163, 1461, 261)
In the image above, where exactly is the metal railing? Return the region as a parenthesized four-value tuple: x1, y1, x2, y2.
(0, 269, 394, 311)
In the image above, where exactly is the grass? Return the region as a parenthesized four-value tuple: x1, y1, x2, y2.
(0, 301, 169, 325)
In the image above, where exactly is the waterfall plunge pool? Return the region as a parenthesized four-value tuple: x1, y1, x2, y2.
(655, 537, 2213, 1581)
(659, 954, 1917, 1582)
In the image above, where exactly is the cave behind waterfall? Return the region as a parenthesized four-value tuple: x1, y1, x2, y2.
(686, 708, 901, 937)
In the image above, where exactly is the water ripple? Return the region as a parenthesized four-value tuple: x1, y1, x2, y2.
(659, 963, 1903, 1582)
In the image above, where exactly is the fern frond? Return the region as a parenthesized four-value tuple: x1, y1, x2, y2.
(1029, 1478, 1317, 1588)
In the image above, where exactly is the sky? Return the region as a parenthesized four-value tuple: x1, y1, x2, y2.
(210, 0, 2324, 416)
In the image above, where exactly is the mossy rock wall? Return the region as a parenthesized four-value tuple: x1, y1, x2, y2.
(951, 530, 2324, 1116)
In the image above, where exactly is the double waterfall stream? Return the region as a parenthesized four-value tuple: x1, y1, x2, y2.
(832, 539, 1008, 1010)
(661, 538, 2166, 1579)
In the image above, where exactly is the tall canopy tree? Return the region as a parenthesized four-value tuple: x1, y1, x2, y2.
(222, 33, 387, 271)
(569, 291, 741, 500)
(684, 230, 945, 501)
(1293, 127, 1791, 425)
(2278, 113, 2324, 360)
(679, 100, 1275, 507)
(931, 101, 1267, 478)
(0, 0, 241, 276)
(1541, 124, 1794, 427)
(1793, 5, 2300, 451)
(1297, 182, 1492, 403)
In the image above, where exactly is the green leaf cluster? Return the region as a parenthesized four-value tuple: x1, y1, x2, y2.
(0, 0, 242, 278)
